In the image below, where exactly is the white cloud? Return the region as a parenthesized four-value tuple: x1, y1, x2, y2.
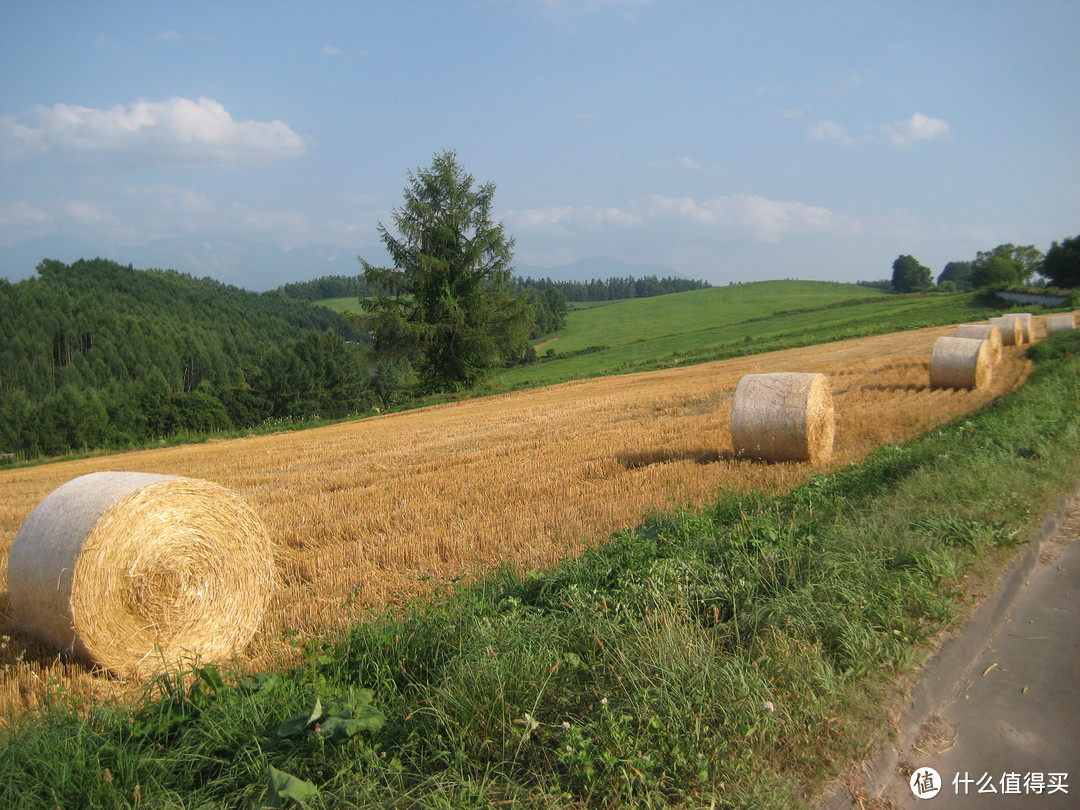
(322, 44, 343, 56)
(158, 30, 184, 43)
(821, 75, 865, 98)
(0, 201, 53, 227)
(642, 194, 863, 242)
(0, 97, 307, 166)
(807, 112, 951, 149)
(878, 112, 951, 149)
(64, 200, 123, 227)
(503, 203, 640, 231)
(806, 119, 857, 148)
(127, 184, 214, 213)
(505, 193, 861, 244)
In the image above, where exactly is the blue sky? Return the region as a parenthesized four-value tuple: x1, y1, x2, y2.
(1, 0, 1077, 285)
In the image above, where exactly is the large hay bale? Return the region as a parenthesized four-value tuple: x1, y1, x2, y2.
(1046, 314, 1076, 335)
(988, 315, 1022, 346)
(929, 336, 992, 390)
(731, 372, 834, 464)
(7, 472, 276, 675)
(955, 323, 1003, 363)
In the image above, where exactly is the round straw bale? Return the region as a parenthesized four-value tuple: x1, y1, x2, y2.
(1046, 314, 1076, 335)
(1013, 312, 1033, 343)
(988, 315, 1022, 346)
(955, 323, 1002, 363)
(7, 472, 276, 675)
(929, 336, 992, 390)
(731, 372, 834, 464)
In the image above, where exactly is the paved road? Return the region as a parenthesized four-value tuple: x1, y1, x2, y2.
(876, 505, 1080, 808)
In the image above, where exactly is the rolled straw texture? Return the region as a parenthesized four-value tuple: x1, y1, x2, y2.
(955, 323, 1002, 363)
(1014, 312, 1033, 343)
(929, 336, 991, 390)
(989, 315, 1022, 346)
(731, 372, 835, 464)
(7, 472, 275, 675)
(1046, 314, 1076, 335)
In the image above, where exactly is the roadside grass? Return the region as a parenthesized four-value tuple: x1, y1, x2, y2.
(3, 331, 1080, 808)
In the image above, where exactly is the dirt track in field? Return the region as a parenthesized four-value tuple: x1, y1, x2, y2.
(0, 321, 1039, 714)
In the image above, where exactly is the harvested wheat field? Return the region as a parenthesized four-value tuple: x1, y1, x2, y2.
(0, 322, 1036, 717)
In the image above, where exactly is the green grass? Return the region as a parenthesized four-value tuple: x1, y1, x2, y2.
(316, 296, 364, 315)
(541, 281, 881, 353)
(492, 283, 988, 390)
(316, 280, 1017, 395)
(5, 329, 1080, 808)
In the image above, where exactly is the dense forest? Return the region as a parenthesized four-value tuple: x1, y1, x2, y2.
(275, 272, 710, 304)
(0, 258, 375, 459)
(510, 274, 710, 302)
(274, 274, 369, 302)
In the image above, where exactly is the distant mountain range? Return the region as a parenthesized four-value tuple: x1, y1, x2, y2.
(0, 233, 683, 292)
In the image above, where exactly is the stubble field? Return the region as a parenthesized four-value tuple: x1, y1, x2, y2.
(0, 321, 1035, 717)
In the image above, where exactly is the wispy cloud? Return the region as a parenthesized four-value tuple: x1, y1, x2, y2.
(807, 119, 858, 148)
(807, 112, 951, 149)
(878, 112, 951, 149)
(322, 44, 343, 56)
(0, 201, 53, 228)
(0, 97, 307, 166)
(503, 203, 641, 231)
(821, 75, 865, 98)
(504, 193, 861, 244)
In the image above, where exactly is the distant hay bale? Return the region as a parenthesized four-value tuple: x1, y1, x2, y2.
(955, 323, 1002, 363)
(989, 315, 1022, 346)
(929, 336, 992, 390)
(1046, 314, 1076, 335)
(7, 472, 276, 676)
(1013, 312, 1033, 343)
(731, 372, 834, 464)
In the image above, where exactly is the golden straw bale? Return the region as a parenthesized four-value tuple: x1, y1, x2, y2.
(988, 315, 1022, 346)
(731, 372, 834, 464)
(6, 472, 276, 676)
(1012, 312, 1034, 343)
(955, 323, 1002, 363)
(929, 336, 991, 390)
(1046, 314, 1076, 335)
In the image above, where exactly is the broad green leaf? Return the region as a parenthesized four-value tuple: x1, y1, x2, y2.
(274, 697, 323, 738)
(263, 766, 318, 807)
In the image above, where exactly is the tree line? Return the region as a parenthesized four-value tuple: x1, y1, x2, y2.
(275, 272, 706, 308)
(889, 237, 1079, 293)
(509, 275, 710, 302)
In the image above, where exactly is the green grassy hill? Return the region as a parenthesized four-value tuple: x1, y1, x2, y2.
(491, 281, 986, 390)
(316, 280, 993, 394)
(539, 280, 879, 353)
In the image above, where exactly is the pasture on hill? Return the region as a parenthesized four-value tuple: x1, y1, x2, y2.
(493, 283, 990, 389)
(321, 280, 988, 394)
(0, 318, 1038, 718)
